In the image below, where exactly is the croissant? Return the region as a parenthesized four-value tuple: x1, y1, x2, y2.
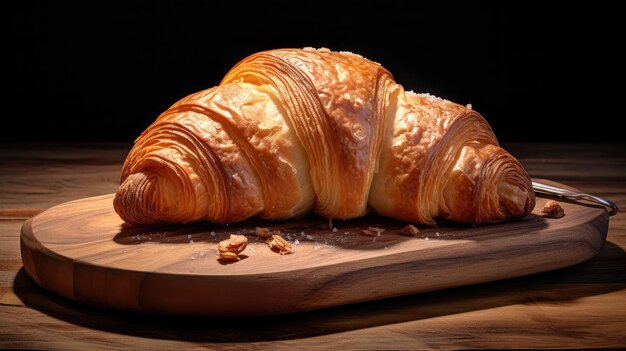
(114, 48, 535, 226)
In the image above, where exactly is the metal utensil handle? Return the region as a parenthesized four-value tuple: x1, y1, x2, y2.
(532, 180, 619, 216)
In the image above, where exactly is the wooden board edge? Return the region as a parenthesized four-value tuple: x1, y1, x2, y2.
(21, 217, 77, 300)
(19, 195, 611, 316)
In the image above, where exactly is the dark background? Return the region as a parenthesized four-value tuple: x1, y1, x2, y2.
(7, 1, 623, 142)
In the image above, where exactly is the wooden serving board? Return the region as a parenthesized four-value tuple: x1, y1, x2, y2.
(20, 181, 609, 316)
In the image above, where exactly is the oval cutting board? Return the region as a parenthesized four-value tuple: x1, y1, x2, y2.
(20, 181, 609, 315)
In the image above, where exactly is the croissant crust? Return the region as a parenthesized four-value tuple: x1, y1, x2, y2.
(114, 48, 535, 225)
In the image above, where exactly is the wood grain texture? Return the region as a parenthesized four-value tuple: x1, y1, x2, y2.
(20, 182, 608, 315)
(2, 143, 626, 349)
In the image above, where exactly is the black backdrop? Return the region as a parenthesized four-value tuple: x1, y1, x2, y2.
(7, 1, 623, 142)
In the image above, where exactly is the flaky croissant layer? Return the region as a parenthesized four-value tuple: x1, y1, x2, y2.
(114, 48, 535, 225)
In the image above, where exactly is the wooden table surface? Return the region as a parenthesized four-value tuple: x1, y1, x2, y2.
(1, 143, 625, 350)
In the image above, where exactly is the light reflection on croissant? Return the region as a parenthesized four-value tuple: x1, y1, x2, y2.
(114, 48, 535, 225)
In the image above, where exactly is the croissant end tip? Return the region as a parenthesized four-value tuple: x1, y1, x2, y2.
(497, 179, 535, 219)
(114, 172, 163, 225)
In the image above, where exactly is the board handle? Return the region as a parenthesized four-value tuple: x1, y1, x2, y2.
(532, 180, 619, 216)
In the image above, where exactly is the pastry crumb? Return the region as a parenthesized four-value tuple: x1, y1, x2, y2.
(255, 227, 279, 239)
(362, 227, 385, 236)
(400, 224, 420, 236)
(267, 234, 294, 255)
(217, 234, 248, 262)
(542, 200, 565, 218)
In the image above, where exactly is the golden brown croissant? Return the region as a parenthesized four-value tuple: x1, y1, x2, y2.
(114, 48, 535, 225)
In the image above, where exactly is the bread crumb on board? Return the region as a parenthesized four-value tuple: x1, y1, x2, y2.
(362, 227, 385, 237)
(400, 224, 420, 236)
(266, 234, 294, 255)
(542, 200, 565, 218)
(255, 227, 280, 239)
(217, 234, 248, 262)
